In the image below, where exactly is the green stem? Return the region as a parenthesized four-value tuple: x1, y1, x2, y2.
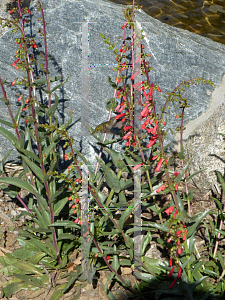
(184, 239, 192, 282)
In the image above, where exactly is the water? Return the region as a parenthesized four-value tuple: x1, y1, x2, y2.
(109, 0, 225, 45)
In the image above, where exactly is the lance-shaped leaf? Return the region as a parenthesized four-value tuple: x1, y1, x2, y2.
(0, 127, 19, 147)
(20, 154, 46, 183)
(187, 209, 211, 238)
(31, 76, 63, 87)
(42, 76, 69, 94)
(46, 93, 59, 117)
(16, 147, 41, 164)
(0, 118, 14, 128)
(96, 158, 121, 193)
(0, 97, 9, 105)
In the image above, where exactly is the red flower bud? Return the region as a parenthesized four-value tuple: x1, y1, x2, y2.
(165, 206, 174, 215)
(177, 266, 182, 279)
(169, 278, 177, 289)
(106, 255, 110, 260)
(178, 245, 182, 255)
(12, 80, 16, 86)
(183, 230, 187, 241)
(168, 266, 175, 277)
(169, 258, 173, 266)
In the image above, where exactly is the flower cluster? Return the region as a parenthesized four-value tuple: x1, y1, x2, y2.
(164, 206, 187, 288)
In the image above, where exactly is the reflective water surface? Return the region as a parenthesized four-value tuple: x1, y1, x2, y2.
(109, 0, 225, 45)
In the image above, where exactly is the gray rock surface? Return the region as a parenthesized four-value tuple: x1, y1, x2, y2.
(0, 0, 225, 192)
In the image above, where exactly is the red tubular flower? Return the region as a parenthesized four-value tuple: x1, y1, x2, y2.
(106, 255, 110, 260)
(157, 86, 161, 92)
(177, 266, 182, 279)
(169, 278, 177, 288)
(124, 125, 132, 131)
(152, 155, 158, 160)
(178, 245, 182, 255)
(175, 115, 179, 118)
(12, 62, 16, 67)
(162, 120, 166, 126)
(132, 163, 143, 171)
(131, 70, 139, 81)
(167, 237, 172, 244)
(169, 258, 173, 266)
(87, 237, 91, 243)
(148, 83, 154, 100)
(74, 218, 79, 224)
(27, 9, 31, 15)
(175, 182, 178, 191)
(165, 206, 174, 215)
(155, 158, 164, 172)
(83, 232, 88, 237)
(18, 96, 22, 101)
(135, 53, 142, 65)
(176, 230, 182, 237)
(10, 9, 14, 14)
(141, 118, 150, 130)
(174, 171, 179, 177)
(156, 184, 165, 193)
(174, 209, 178, 218)
(12, 80, 16, 86)
(147, 121, 159, 135)
(122, 131, 132, 140)
(116, 112, 126, 120)
(146, 135, 157, 148)
(183, 230, 187, 241)
(71, 205, 76, 209)
(168, 266, 176, 277)
(133, 81, 142, 89)
(140, 103, 150, 118)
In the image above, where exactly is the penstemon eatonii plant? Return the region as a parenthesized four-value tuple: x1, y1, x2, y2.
(0, 0, 224, 299)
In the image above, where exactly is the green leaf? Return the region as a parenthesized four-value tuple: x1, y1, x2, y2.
(142, 221, 169, 232)
(96, 158, 121, 193)
(142, 257, 164, 275)
(57, 233, 76, 240)
(62, 271, 79, 294)
(0, 118, 14, 128)
(31, 76, 63, 87)
(15, 105, 23, 127)
(0, 97, 9, 105)
(42, 142, 57, 163)
(12, 249, 34, 260)
(216, 171, 225, 195)
(43, 76, 69, 94)
(47, 93, 59, 117)
(16, 147, 41, 164)
(106, 98, 118, 111)
(1, 282, 23, 298)
(30, 252, 46, 264)
(50, 290, 64, 300)
(187, 209, 211, 238)
(14, 274, 44, 288)
(54, 196, 69, 216)
(29, 237, 55, 258)
(20, 154, 45, 183)
(50, 220, 80, 229)
(118, 201, 134, 229)
(142, 231, 152, 255)
(0, 126, 19, 147)
(0, 149, 13, 173)
(108, 76, 117, 89)
(176, 191, 190, 222)
(13, 262, 43, 275)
